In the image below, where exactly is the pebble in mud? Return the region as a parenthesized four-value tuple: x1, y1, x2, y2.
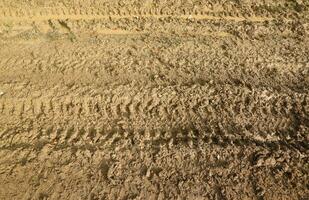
(0, 91, 4, 96)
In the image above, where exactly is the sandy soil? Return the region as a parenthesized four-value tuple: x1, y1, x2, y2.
(0, 1, 308, 199)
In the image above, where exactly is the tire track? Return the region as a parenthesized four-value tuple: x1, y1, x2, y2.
(1, 85, 307, 120)
(0, 124, 307, 154)
(0, 7, 295, 22)
(1, 37, 307, 95)
(0, 2, 308, 199)
(0, 85, 308, 145)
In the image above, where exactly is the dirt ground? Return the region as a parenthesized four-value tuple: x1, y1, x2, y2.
(0, 1, 308, 199)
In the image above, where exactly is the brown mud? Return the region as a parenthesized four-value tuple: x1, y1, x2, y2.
(0, 1, 308, 199)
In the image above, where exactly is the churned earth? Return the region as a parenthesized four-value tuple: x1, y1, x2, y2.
(0, 0, 308, 199)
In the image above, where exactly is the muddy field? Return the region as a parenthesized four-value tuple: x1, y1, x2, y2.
(0, 1, 308, 199)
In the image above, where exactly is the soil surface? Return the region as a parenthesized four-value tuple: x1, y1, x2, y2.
(0, 1, 308, 199)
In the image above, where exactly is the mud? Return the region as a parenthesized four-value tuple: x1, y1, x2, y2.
(0, 1, 308, 200)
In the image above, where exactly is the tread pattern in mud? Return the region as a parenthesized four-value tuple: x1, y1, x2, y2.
(0, 85, 308, 152)
(0, 1, 308, 200)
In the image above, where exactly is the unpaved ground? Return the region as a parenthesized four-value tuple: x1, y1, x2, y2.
(0, 1, 308, 199)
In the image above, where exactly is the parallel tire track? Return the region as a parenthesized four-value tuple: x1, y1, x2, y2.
(1, 86, 307, 120)
(0, 124, 308, 154)
(0, 2, 308, 200)
(0, 7, 297, 22)
(0, 85, 308, 147)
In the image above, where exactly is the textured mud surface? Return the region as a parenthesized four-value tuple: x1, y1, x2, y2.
(0, 1, 308, 199)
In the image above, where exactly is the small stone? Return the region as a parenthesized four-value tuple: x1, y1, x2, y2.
(188, 140, 194, 148)
(0, 91, 4, 96)
(146, 168, 151, 178)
